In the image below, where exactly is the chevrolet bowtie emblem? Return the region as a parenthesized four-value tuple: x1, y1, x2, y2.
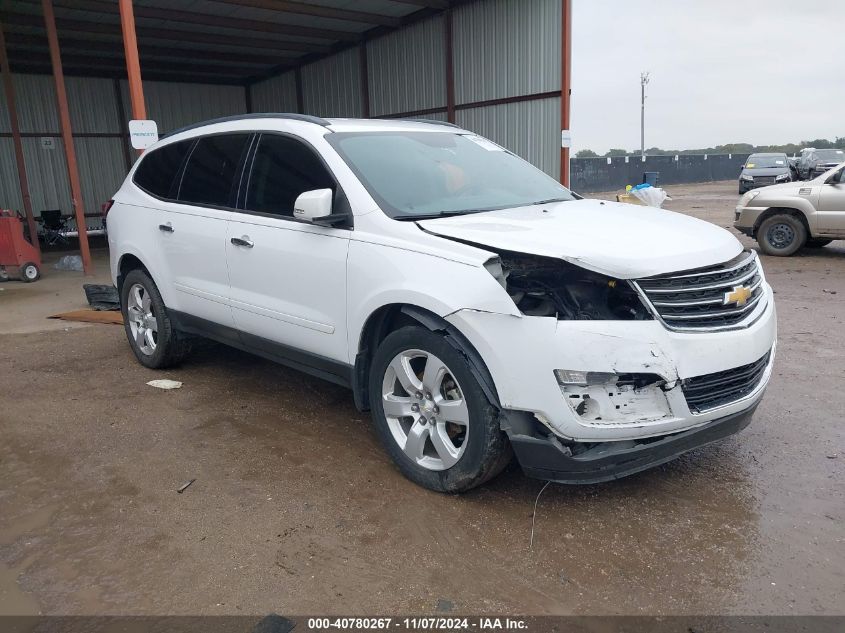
(724, 285, 753, 306)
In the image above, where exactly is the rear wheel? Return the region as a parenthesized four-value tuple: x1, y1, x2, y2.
(120, 269, 191, 368)
(757, 214, 806, 256)
(805, 238, 833, 248)
(20, 262, 40, 283)
(368, 326, 510, 493)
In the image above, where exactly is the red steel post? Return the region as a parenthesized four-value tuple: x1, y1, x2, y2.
(42, 0, 93, 274)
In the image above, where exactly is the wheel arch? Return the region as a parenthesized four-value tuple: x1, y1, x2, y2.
(752, 206, 811, 238)
(352, 303, 500, 412)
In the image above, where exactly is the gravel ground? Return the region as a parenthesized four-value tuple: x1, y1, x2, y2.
(0, 181, 842, 616)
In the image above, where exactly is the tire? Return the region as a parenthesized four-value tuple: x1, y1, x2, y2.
(738, 185, 746, 195)
(368, 326, 511, 493)
(756, 214, 807, 257)
(20, 262, 40, 283)
(805, 238, 833, 248)
(120, 269, 191, 369)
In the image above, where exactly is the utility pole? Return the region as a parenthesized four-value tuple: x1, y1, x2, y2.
(640, 71, 650, 158)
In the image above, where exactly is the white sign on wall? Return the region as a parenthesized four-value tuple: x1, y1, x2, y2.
(560, 130, 572, 148)
(129, 120, 159, 149)
(40, 137, 56, 150)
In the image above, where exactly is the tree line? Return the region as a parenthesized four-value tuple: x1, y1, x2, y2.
(574, 136, 845, 159)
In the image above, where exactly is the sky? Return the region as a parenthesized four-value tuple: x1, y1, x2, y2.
(570, 0, 845, 154)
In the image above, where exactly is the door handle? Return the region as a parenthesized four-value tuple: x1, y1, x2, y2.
(158, 223, 173, 233)
(230, 236, 254, 248)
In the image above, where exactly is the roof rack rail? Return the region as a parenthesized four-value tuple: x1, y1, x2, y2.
(401, 118, 461, 129)
(162, 113, 331, 139)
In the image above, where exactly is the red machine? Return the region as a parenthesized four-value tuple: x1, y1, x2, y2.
(0, 209, 41, 282)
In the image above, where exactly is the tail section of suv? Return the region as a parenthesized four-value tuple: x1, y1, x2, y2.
(109, 115, 777, 492)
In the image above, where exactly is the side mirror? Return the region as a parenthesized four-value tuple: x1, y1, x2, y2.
(293, 189, 333, 222)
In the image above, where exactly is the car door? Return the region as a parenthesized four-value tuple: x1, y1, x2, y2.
(816, 167, 845, 235)
(226, 133, 351, 368)
(157, 132, 253, 331)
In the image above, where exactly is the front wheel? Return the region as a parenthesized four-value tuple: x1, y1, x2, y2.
(368, 326, 511, 493)
(757, 214, 807, 256)
(120, 269, 191, 369)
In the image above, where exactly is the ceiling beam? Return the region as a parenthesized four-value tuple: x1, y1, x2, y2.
(386, 0, 449, 9)
(1, 13, 331, 54)
(41, 0, 361, 41)
(4, 32, 292, 65)
(7, 63, 245, 85)
(214, 0, 400, 27)
(9, 51, 255, 78)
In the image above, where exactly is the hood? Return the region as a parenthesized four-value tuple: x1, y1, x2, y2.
(742, 166, 789, 177)
(417, 199, 742, 279)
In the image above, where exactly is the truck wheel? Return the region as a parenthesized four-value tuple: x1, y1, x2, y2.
(805, 238, 832, 248)
(757, 214, 806, 256)
(368, 326, 511, 493)
(120, 269, 191, 369)
(21, 262, 40, 283)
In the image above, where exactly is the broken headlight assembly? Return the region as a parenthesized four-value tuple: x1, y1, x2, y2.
(486, 252, 652, 321)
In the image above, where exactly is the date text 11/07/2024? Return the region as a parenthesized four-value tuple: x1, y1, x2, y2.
(306, 617, 528, 631)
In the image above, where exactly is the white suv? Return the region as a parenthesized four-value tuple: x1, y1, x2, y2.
(108, 115, 777, 492)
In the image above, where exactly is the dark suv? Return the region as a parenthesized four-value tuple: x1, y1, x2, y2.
(738, 153, 791, 194)
(798, 149, 845, 180)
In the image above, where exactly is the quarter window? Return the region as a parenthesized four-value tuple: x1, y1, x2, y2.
(244, 134, 335, 217)
(178, 134, 251, 208)
(132, 140, 192, 198)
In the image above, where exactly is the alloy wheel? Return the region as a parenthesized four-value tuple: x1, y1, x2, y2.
(126, 283, 158, 355)
(381, 349, 470, 471)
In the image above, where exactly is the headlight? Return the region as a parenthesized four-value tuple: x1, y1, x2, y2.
(488, 252, 652, 321)
(746, 189, 763, 203)
(775, 173, 790, 181)
(740, 174, 753, 181)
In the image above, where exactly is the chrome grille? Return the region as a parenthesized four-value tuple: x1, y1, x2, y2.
(633, 251, 766, 331)
(682, 350, 771, 413)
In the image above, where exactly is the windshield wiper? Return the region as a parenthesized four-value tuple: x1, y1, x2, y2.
(397, 209, 488, 221)
(529, 197, 570, 206)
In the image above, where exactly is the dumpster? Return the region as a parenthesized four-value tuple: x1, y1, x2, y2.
(0, 210, 41, 282)
(643, 171, 659, 186)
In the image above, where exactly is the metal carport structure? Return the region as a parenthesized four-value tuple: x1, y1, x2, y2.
(0, 0, 572, 275)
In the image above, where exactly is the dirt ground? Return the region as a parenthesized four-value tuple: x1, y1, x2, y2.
(0, 181, 842, 616)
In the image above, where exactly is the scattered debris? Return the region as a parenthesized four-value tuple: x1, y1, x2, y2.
(529, 480, 552, 549)
(83, 284, 120, 310)
(147, 379, 183, 390)
(49, 309, 123, 325)
(177, 479, 196, 494)
(54, 254, 83, 272)
(822, 289, 837, 294)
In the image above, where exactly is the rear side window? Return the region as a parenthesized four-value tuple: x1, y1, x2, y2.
(178, 133, 251, 208)
(132, 140, 192, 198)
(244, 134, 335, 217)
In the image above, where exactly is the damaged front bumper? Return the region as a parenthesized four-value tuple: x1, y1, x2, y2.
(507, 405, 757, 484)
(444, 277, 775, 451)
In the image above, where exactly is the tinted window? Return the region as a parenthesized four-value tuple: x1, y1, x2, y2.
(178, 134, 251, 207)
(133, 140, 192, 198)
(244, 134, 335, 217)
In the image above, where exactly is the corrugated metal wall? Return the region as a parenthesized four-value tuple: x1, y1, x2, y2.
(0, 73, 246, 224)
(367, 15, 446, 117)
(453, 0, 561, 103)
(119, 79, 246, 133)
(301, 48, 363, 118)
(1, 0, 566, 227)
(457, 97, 560, 177)
(251, 71, 298, 113)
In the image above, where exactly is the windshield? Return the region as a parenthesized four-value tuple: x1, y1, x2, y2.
(744, 155, 787, 169)
(327, 131, 574, 218)
(815, 149, 845, 162)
